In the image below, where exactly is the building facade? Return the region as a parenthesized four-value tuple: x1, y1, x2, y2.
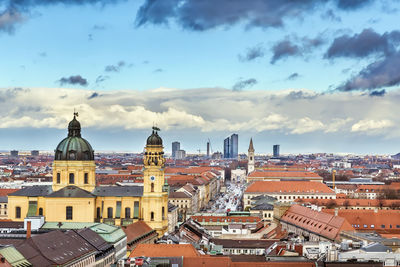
(223, 137, 230, 158)
(8, 114, 169, 235)
(230, 134, 238, 159)
(172, 142, 180, 158)
(248, 138, 255, 174)
(273, 144, 280, 157)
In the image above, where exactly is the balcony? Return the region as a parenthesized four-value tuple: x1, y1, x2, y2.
(103, 218, 115, 225)
(121, 218, 133, 226)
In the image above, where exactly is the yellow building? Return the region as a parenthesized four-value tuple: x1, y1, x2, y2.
(8, 114, 169, 235)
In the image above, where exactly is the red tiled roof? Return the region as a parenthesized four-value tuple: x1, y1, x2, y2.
(122, 221, 156, 243)
(323, 209, 400, 232)
(0, 189, 19, 196)
(246, 181, 334, 194)
(248, 171, 321, 178)
(281, 205, 354, 240)
(129, 244, 200, 258)
(298, 198, 400, 208)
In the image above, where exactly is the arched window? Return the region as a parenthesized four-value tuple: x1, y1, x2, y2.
(38, 208, 43, 216)
(151, 212, 154, 221)
(56, 173, 60, 184)
(151, 183, 154, 192)
(15, 207, 21, 219)
(107, 207, 113, 218)
(66, 206, 73, 220)
(125, 207, 131, 218)
(162, 207, 165, 220)
(84, 173, 89, 184)
(69, 173, 74, 184)
(96, 207, 101, 219)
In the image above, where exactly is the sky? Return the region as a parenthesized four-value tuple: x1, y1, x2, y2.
(1, 0, 400, 154)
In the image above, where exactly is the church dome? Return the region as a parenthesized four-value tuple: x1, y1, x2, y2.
(54, 113, 94, 161)
(146, 127, 163, 146)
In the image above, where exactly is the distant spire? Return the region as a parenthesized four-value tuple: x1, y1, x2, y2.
(248, 138, 254, 152)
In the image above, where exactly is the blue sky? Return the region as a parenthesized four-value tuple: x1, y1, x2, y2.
(1, 0, 400, 154)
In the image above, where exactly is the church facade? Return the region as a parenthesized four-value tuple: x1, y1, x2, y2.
(8, 114, 169, 235)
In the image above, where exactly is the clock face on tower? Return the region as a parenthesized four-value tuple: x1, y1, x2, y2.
(150, 176, 156, 181)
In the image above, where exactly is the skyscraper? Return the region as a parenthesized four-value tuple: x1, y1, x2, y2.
(223, 137, 230, 158)
(172, 142, 180, 158)
(207, 141, 210, 158)
(230, 134, 238, 159)
(273, 144, 280, 157)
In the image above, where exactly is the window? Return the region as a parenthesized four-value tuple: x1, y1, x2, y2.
(134, 201, 139, 219)
(66, 206, 73, 220)
(151, 212, 154, 221)
(15, 207, 21, 218)
(107, 207, 113, 218)
(381, 224, 385, 228)
(57, 173, 60, 184)
(84, 173, 88, 184)
(69, 173, 74, 184)
(151, 183, 154, 192)
(39, 208, 43, 216)
(125, 207, 131, 218)
(162, 207, 165, 220)
(96, 207, 101, 219)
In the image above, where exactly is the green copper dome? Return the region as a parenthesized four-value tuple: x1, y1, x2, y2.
(146, 127, 163, 146)
(54, 114, 94, 161)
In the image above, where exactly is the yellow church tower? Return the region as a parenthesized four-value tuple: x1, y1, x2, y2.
(141, 127, 169, 235)
(52, 112, 96, 192)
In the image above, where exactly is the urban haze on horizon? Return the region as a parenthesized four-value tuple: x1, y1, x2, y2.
(1, 0, 400, 154)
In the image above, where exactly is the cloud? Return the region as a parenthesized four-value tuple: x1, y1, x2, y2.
(286, 73, 300, 81)
(238, 44, 265, 62)
(270, 36, 324, 63)
(0, 87, 399, 142)
(336, 51, 400, 91)
(232, 78, 257, 91)
(351, 119, 393, 132)
(270, 40, 300, 64)
(95, 75, 109, 84)
(369, 89, 386, 97)
(105, 61, 126, 72)
(135, 0, 376, 31)
(0, 8, 24, 34)
(325, 28, 400, 59)
(58, 75, 88, 86)
(153, 68, 163, 73)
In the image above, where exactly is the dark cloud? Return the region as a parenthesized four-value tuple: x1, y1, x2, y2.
(270, 40, 300, 64)
(323, 9, 341, 22)
(238, 44, 264, 62)
(88, 92, 99, 99)
(153, 68, 163, 73)
(58, 75, 88, 86)
(286, 73, 300, 81)
(285, 90, 318, 100)
(369, 89, 386, 97)
(270, 36, 324, 63)
(104, 61, 126, 72)
(337, 52, 400, 91)
(135, 0, 375, 31)
(95, 75, 109, 84)
(325, 28, 400, 59)
(232, 78, 257, 91)
(0, 8, 24, 34)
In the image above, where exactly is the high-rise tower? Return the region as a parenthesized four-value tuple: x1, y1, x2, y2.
(248, 138, 255, 174)
(142, 127, 169, 235)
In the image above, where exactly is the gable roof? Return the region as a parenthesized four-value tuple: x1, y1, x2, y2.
(92, 186, 143, 197)
(47, 186, 94, 198)
(280, 205, 354, 241)
(8, 186, 52, 197)
(122, 221, 156, 243)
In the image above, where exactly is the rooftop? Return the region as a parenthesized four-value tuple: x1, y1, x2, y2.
(246, 181, 334, 194)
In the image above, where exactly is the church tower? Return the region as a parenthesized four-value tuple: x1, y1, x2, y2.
(141, 127, 169, 235)
(52, 113, 96, 192)
(248, 138, 255, 174)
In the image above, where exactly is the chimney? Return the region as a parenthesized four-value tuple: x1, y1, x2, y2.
(334, 208, 338, 216)
(26, 221, 31, 239)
